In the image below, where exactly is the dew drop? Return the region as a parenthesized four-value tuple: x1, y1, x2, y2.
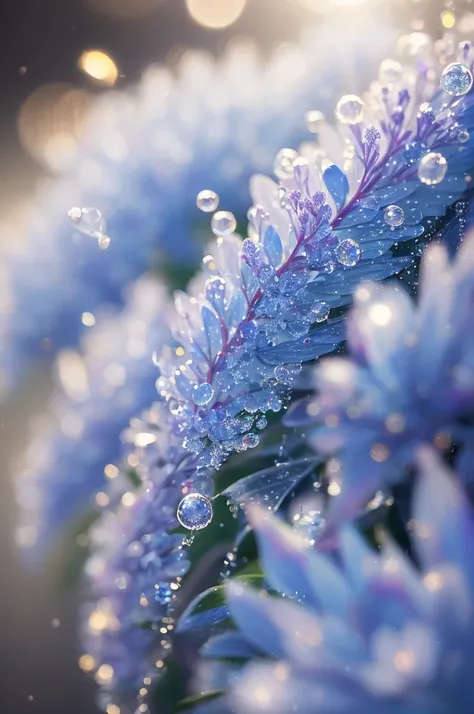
(418, 152, 448, 185)
(293, 510, 325, 545)
(97, 234, 111, 250)
(384, 204, 405, 228)
(196, 189, 219, 213)
(440, 62, 473, 96)
(335, 95, 364, 125)
(193, 382, 214, 407)
(312, 300, 330, 323)
(154, 583, 173, 605)
(305, 110, 325, 133)
(273, 148, 299, 180)
(177, 493, 213, 530)
(211, 210, 237, 236)
(458, 128, 470, 144)
(336, 238, 361, 267)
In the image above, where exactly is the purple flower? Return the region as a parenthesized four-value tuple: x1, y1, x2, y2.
(196, 449, 474, 714)
(288, 229, 474, 532)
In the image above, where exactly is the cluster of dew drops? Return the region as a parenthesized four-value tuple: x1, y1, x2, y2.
(64, 60, 473, 538)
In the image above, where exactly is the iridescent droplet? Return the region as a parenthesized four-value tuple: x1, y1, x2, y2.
(196, 189, 220, 213)
(336, 238, 361, 267)
(177, 493, 213, 531)
(305, 110, 325, 133)
(440, 62, 473, 96)
(379, 59, 403, 83)
(312, 300, 330, 323)
(418, 152, 448, 185)
(193, 382, 214, 407)
(273, 148, 299, 180)
(458, 129, 470, 144)
(211, 210, 237, 236)
(384, 205, 405, 228)
(335, 95, 364, 125)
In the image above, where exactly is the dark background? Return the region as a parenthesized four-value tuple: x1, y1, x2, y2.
(0, 0, 463, 713)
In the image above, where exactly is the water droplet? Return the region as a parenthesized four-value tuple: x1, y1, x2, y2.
(193, 382, 214, 407)
(293, 510, 325, 545)
(305, 110, 325, 133)
(455, 199, 469, 216)
(273, 148, 299, 180)
(312, 300, 330, 323)
(458, 128, 470, 144)
(384, 204, 405, 228)
(418, 152, 448, 185)
(440, 62, 473, 96)
(196, 189, 219, 213)
(211, 210, 236, 236)
(379, 59, 403, 83)
(336, 238, 361, 267)
(97, 234, 111, 250)
(177, 493, 213, 530)
(68, 206, 104, 234)
(335, 95, 364, 125)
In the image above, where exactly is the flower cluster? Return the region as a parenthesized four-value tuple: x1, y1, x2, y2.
(195, 448, 474, 714)
(0, 16, 395, 396)
(75, 32, 474, 710)
(15, 277, 170, 552)
(287, 227, 474, 534)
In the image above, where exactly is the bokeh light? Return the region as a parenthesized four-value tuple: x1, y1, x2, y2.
(78, 50, 118, 86)
(18, 83, 91, 169)
(186, 0, 246, 28)
(297, 0, 366, 9)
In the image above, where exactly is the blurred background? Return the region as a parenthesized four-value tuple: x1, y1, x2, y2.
(0, 0, 469, 712)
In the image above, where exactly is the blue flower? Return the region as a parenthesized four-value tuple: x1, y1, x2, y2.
(0, 19, 395, 395)
(287, 229, 474, 532)
(196, 448, 474, 714)
(75, 36, 474, 704)
(15, 277, 169, 553)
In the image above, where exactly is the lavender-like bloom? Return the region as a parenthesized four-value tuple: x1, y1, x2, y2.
(0, 16, 395, 395)
(74, 37, 474, 709)
(287, 228, 474, 532)
(195, 449, 474, 714)
(15, 277, 169, 553)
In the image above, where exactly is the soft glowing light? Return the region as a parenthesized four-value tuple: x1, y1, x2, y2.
(79, 50, 118, 86)
(18, 83, 91, 168)
(368, 303, 392, 326)
(441, 10, 456, 29)
(121, 492, 137, 508)
(78, 654, 96, 672)
(88, 610, 108, 631)
(186, 0, 246, 28)
(95, 664, 114, 684)
(81, 311, 96, 327)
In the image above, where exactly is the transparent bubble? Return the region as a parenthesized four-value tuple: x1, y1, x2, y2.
(335, 95, 364, 125)
(305, 110, 325, 133)
(196, 189, 220, 213)
(384, 204, 405, 228)
(458, 129, 470, 144)
(379, 58, 403, 83)
(440, 62, 473, 96)
(418, 152, 448, 185)
(68, 206, 110, 249)
(177, 493, 213, 530)
(312, 300, 330, 323)
(193, 382, 214, 407)
(211, 210, 237, 236)
(274, 148, 299, 179)
(336, 238, 361, 267)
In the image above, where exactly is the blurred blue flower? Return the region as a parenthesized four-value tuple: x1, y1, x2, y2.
(287, 228, 474, 532)
(196, 448, 474, 714)
(74, 35, 474, 707)
(15, 277, 169, 552)
(0, 17, 396, 395)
